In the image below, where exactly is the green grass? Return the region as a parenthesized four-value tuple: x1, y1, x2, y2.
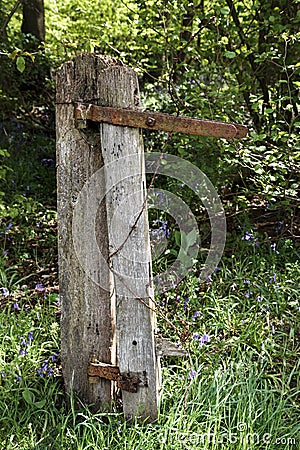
(0, 244, 299, 449)
(0, 118, 299, 449)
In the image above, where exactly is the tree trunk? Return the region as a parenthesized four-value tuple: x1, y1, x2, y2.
(21, 0, 45, 43)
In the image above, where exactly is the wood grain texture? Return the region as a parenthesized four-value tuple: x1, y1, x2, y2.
(56, 54, 120, 409)
(56, 54, 159, 420)
(97, 61, 159, 421)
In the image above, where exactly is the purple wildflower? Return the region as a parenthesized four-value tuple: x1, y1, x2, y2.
(269, 273, 277, 284)
(3, 250, 8, 256)
(242, 230, 259, 247)
(193, 333, 200, 340)
(13, 302, 20, 310)
(184, 298, 189, 310)
(35, 284, 44, 292)
(28, 331, 33, 344)
(188, 369, 197, 380)
(192, 311, 201, 321)
(0, 287, 9, 297)
(242, 231, 253, 241)
(51, 353, 59, 362)
(200, 334, 210, 346)
(37, 359, 54, 377)
(6, 223, 13, 232)
(19, 336, 27, 347)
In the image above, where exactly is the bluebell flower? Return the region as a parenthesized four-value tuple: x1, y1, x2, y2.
(51, 353, 59, 362)
(151, 219, 170, 239)
(35, 284, 44, 292)
(188, 369, 197, 380)
(28, 331, 33, 344)
(192, 311, 201, 321)
(37, 359, 54, 377)
(242, 230, 259, 247)
(37, 368, 45, 378)
(193, 333, 200, 340)
(6, 223, 13, 232)
(183, 297, 189, 310)
(19, 336, 27, 347)
(269, 273, 277, 283)
(3, 250, 8, 256)
(13, 302, 20, 310)
(242, 231, 253, 241)
(200, 334, 210, 346)
(0, 287, 9, 297)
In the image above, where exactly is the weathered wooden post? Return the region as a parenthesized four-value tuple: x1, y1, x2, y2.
(56, 54, 159, 420)
(56, 53, 248, 422)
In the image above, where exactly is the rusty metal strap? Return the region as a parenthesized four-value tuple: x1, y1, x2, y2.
(88, 362, 144, 393)
(75, 103, 248, 139)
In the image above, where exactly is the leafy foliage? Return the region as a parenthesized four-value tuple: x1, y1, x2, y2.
(0, 0, 299, 447)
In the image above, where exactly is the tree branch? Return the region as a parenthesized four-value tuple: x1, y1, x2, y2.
(0, 0, 22, 35)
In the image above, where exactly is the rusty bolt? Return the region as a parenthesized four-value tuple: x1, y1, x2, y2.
(146, 116, 156, 127)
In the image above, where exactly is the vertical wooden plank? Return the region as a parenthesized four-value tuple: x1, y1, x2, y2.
(97, 62, 160, 421)
(56, 55, 118, 409)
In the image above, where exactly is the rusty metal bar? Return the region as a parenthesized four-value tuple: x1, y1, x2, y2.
(88, 362, 143, 393)
(75, 103, 248, 139)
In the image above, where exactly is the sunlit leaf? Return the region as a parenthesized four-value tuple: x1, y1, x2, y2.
(16, 56, 26, 73)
